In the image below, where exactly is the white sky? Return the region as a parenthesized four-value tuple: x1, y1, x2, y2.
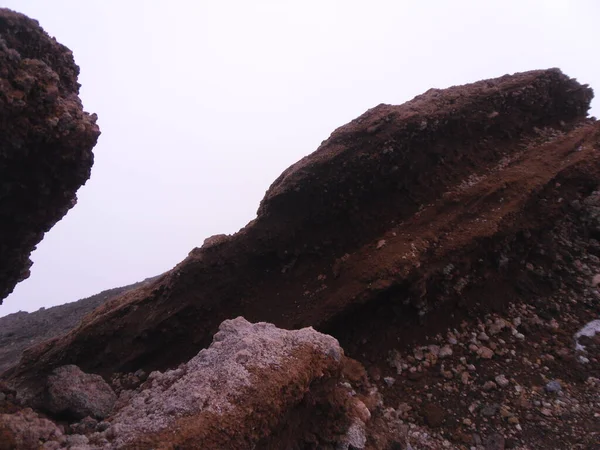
(1, 0, 599, 317)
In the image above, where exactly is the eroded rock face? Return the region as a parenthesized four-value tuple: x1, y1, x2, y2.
(0, 8, 100, 303)
(45, 365, 116, 420)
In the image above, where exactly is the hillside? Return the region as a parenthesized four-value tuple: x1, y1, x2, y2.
(0, 277, 158, 374)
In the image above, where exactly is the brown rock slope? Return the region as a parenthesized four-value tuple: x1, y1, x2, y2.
(0, 9, 100, 302)
(7, 68, 598, 385)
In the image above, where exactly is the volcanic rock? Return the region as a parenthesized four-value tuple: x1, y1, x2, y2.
(97, 317, 369, 449)
(45, 365, 116, 420)
(0, 408, 63, 450)
(0, 8, 100, 303)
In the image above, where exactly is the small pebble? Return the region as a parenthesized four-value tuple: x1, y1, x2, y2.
(495, 374, 509, 388)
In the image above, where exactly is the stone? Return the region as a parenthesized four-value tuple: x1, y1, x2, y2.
(461, 371, 470, 385)
(98, 317, 369, 449)
(423, 403, 446, 427)
(45, 365, 117, 420)
(495, 374, 510, 388)
(0, 9, 100, 303)
(478, 332, 490, 341)
(481, 403, 500, 417)
(489, 319, 508, 335)
(478, 346, 495, 359)
(485, 432, 506, 450)
(483, 381, 497, 391)
(545, 380, 562, 393)
(384, 377, 395, 386)
(439, 345, 453, 358)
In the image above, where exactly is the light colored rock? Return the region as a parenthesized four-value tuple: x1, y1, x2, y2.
(439, 345, 453, 358)
(101, 317, 365, 449)
(384, 377, 395, 386)
(575, 319, 600, 351)
(46, 365, 117, 420)
(478, 346, 494, 359)
(489, 318, 508, 335)
(495, 374, 510, 388)
(545, 380, 562, 393)
(483, 381, 497, 391)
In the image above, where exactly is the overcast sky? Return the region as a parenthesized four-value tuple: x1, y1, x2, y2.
(1, 0, 599, 317)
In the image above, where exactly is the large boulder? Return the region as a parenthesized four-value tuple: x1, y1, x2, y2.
(98, 317, 370, 449)
(0, 9, 100, 303)
(45, 365, 116, 420)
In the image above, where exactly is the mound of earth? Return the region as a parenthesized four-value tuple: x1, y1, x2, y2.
(0, 277, 158, 375)
(0, 8, 100, 303)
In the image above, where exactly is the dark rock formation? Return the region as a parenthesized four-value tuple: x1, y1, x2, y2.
(0, 8, 100, 303)
(6, 69, 599, 391)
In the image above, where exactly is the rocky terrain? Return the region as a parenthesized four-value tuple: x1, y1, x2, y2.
(0, 277, 159, 374)
(1, 8, 600, 450)
(0, 9, 100, 303)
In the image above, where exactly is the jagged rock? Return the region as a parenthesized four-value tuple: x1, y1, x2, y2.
(45, 365, 116, 420)
(0, 8, 100, 303)
(98, 317, 369, 449)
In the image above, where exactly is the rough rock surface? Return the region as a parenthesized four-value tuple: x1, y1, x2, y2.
(7, 68, 595, 380)
(45, 365, 116, 420)
(0, 408, 63, 450)
(100, 317, 368, 449)
(2, 318, 373, 449)
(0, 8, 100, 303)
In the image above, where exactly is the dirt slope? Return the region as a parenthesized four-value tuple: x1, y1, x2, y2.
(0, 277, 158, 374)
(6, 69, 596, 385)
(0, 8, 100, 303)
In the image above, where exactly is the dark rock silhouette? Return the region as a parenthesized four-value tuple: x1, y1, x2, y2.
(0, 8, 100, 303)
